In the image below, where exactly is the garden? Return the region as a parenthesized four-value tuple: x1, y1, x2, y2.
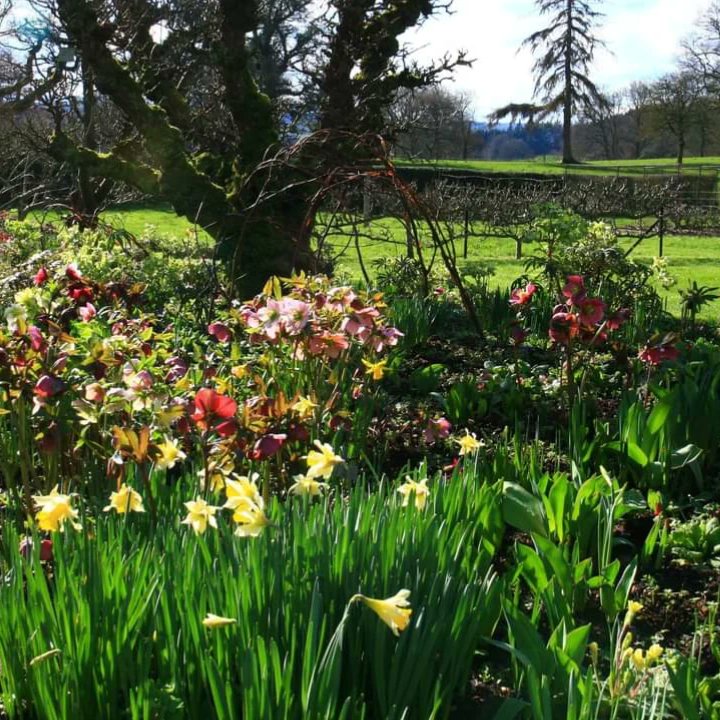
(0, 201, 718, 719)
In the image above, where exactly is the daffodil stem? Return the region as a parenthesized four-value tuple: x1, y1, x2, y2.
(139, 462, 157, 523)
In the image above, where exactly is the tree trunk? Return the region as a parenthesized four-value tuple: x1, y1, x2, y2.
(562, 0, 577, 164)
(677, 136, 685, 165)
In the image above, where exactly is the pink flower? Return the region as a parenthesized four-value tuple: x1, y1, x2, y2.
(85, 383, 105, 403)
(258, 299, 283, 339)
(34, 374, 66, 399)
(308, 331, 350, 359)
(509, 325, 529, 346)
(606, 308, 631, 331)
(27, 326, 47, 353)
(576, 297, 605, 326)
(549, 311, 580, 345)
(281, 298, 311, 335)
(208, 322, 232, 343)
(165, 356, 189, 382)
(510, 283, 537, 306)
(249, 432, 287, 460)
(34, 267, 48, 286)
(65, 263, 82, 282)
(424, 417, 452, 443)
(639, 343, 679, 365)
(79, 303, 97, 322)
(562, 275, 585, 303)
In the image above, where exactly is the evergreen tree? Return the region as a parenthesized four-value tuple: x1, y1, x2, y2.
(491, 0, 607, 164)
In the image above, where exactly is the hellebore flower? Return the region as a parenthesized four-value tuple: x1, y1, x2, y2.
(576, 297, 605, 326)
(606, 308, 631, 331)
(18, 536, 53, 562)
(509, 283, 537, 305)
(34, 267, 48, 286)
(250, 433, 287, 461)
(562, 275, 585, 303)
(208, 322, 232, 343)
(549, 311, 580, 345)
(79, 303, 97, 322)
(639, 344, 679, 365)
(104, 484, 145, 514)
(190, 388, 237, 432)
(34, 374, 66, 400)
(423, 416, 452, 443)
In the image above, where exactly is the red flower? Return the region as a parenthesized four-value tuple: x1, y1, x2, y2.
(606, 308, 631, 331)
(249, 433, 287, 460)
(639, 344, 679, 365)
(562, 275, 586, 303)
(28, 326, 47, 353)
(549, 311, 580, 345)
(208, 322, 232, 343)
(65, 263, 83, 282)
(19, 537, 53, 562)
(34, 267, 49, 286)
(34, 374, 66, 399)
(577, 297, 605, 326)
(510, 283, 537, 306)
(69, 285, 94, 304)
(190, 388, 237, 432)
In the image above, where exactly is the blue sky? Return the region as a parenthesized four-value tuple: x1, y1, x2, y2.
(406, 0, 715, 117)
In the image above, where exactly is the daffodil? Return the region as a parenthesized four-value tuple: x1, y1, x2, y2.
(155, 403, 186, 429)
(32, 486, 81, 532)
(362, 358, 388, 380)
(104, 484, 145, 514)
(230, 497, 270, 538)
(397, 477, 430, 510)
(351, 589, 412, 636)
(289, 474, 327, 497)
(646, 644, 664, 664)
(154, 436, 187, 470)
(292, 396, 317, 418)
(182, 498, 218, 535)
(202, 613, 237, 629)
(455, 430, 483, 456)
(630, 648, 646, 671)
(623, 600, 644, 627)
(224, 473, 263, 509)
(305, 440, 344, 479)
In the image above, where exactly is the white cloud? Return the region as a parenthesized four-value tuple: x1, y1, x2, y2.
(404, 0, 715, 118)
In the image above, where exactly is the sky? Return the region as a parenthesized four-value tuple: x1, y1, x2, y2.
(404, 0, 715, 118)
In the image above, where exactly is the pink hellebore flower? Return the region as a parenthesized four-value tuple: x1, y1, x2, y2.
(606, 308, 631, 331)
(34, 267, 49, 286)
(639, 343, 679, 365)
(250, 432, 288, 460)
(549, 311, 580, 345)
(562, 275, 586, 303)
(28, 326, 47, 353)
(281, 298, 311, 335)
(424, 417, 452, 444)
(258, 299, 283, 340)
(509, 283, 537, 306)
(65, 263, 83, 282)
(79, 303, 97, 322)
(34, 374, 66, 399)
(208, 322, 232, 343)
(576, 297, 605, 326)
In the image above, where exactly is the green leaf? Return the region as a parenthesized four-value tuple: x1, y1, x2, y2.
(503, 482, 548, 537)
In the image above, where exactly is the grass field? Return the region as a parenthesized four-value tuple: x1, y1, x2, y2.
(39, 202, 720, 321)
(394, 155, 720, 178)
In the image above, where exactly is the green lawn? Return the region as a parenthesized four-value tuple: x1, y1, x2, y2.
(395, 156, 720, 178)
(36, 202, 718, 321)
(326, 218, 720, 321)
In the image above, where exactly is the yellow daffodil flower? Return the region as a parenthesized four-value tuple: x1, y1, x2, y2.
(224, 473, 263, 509)
(104, 484, 145, 514)
(351, 589, 412, 636)
(230, 497, 270, 538)
(182, 497, 218, 535)
(397, 477, 430, 510)
(646, 644, 664, 664)
(154, 436, 187, 470)
(623, 600, 644, 627)
(155, 403, 186, 429)
(455, 430, 483, 456)
(289, 474, 327, 497)
(32, 486, 81, 532)
(631, 648, 646, 671)
(202, 613, 237, 629)
(305, 440, 344, 479)
(362, 358, 388, 380)
(292, 396, 317, 418)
